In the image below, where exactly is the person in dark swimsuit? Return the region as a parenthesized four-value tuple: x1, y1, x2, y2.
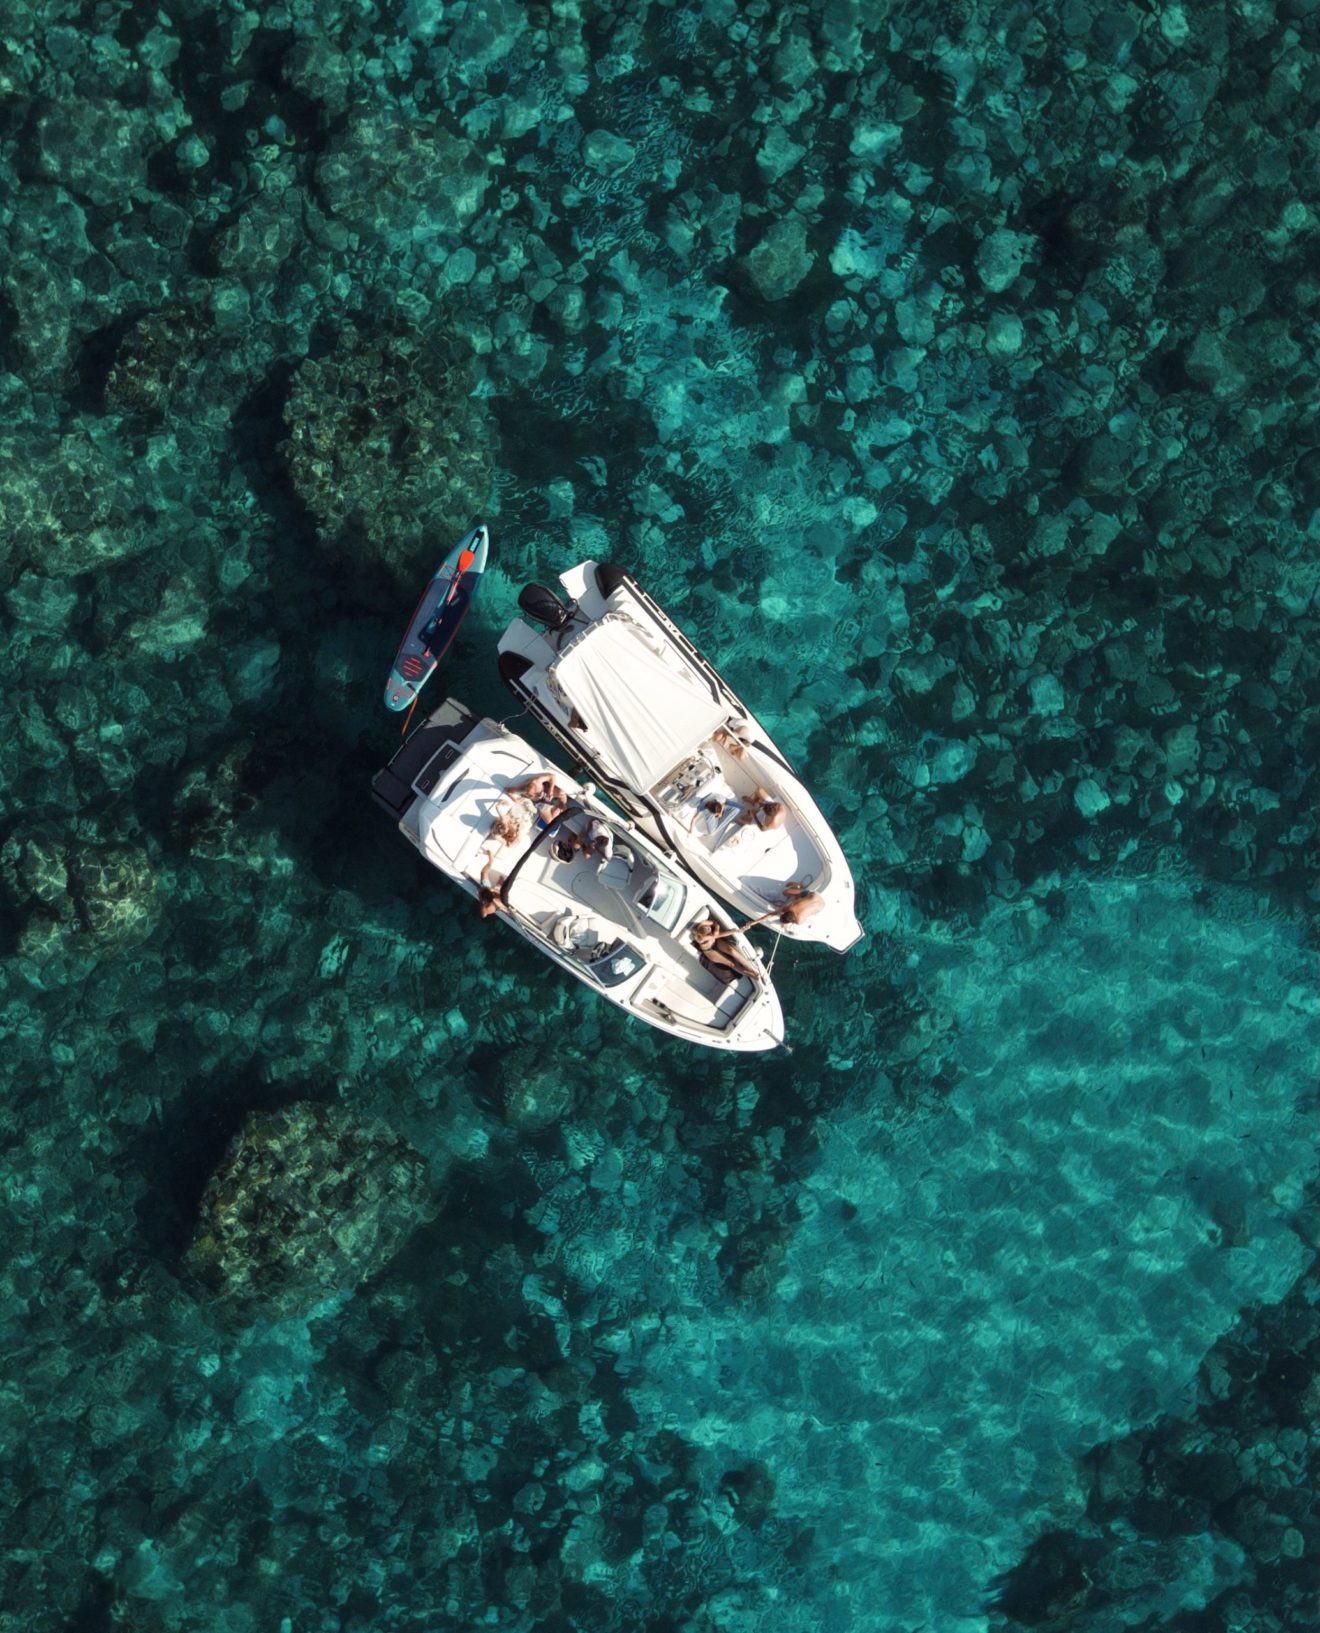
(690, 917, 761, 982)
(476, 856, 507, 919)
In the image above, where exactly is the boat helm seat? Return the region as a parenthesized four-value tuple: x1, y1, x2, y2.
(599, 855, 631, 893)
(551, 909, 602, 954)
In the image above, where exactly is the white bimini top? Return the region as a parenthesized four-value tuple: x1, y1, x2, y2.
(548, 612, 727, 791)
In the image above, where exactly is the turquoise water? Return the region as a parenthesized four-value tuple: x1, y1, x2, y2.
(3, 2, 1319, 1629)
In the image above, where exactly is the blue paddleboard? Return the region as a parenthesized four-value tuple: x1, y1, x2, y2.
(385, 524, 490, 712)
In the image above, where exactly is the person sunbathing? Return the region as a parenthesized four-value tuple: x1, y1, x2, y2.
(739, 881, 824, 930)
(713, 718, 753, 760)
(509, 772, 565, 804)
(486, 810, 523, 848)
(508, 772, 569, 827)
(689, 796, 734, 835)
(737, 787, 787, 831)
(690, 916, 761, 982)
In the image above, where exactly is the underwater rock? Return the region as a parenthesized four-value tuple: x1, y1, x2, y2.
(744, 216, 813, 300)
(284, 35, 355, 111)
(76, 843, 161, 948)
(986, 312, 1024, 358)
(0, 426, 155, 577)
(0, 182, 99, 383)
(975, 228, 1034, 293)
(719, 1460, 776, 1528)
(1184, 328, 1247, 399)
(491, 1045, 576, 1132)
(211, 185, 303, 282)
(187, 1102, 434, 1313)
(31, 97, 154, 209)
(1, 824, 73, 918)
(170, 742, 260, 863)
(104, 307, 204, 418)
(2, 824, 160, 959)
(317, 109, 489, 241)
(282, 313, 492, 578)
(582, 129, 636, 176)
(17, 913, 71, 963)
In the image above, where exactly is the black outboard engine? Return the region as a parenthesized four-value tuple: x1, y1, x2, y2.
(518, 581, 577, 632)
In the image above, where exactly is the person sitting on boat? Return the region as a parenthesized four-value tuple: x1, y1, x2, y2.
(713, 718, 753, 760)
(476, 857, 507, 919)
(737, 787, 787, 831)
(690, 916, 761, 982)
(573, 816, 614, 864)
(689, 795, 739, 837)
(740, 881, 824, 930)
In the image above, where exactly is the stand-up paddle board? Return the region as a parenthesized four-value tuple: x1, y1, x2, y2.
(385, 524, 490, 712)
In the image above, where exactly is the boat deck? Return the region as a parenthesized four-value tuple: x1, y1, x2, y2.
(507, 823, 755, 1031)
(655, 739, 824, 902)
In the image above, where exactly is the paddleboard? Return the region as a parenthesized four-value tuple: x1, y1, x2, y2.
(384, 523, 490, 712)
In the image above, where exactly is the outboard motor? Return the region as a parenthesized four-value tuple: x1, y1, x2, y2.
(518, 581, 577, 632)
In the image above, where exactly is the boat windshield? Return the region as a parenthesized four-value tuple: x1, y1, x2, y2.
(582, 939, 646, 988)
(637, 870, 686, 933)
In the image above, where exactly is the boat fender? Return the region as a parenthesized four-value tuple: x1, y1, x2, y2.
(596, 562, 630, 599)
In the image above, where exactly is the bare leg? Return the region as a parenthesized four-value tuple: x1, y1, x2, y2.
(710, 936, 761, 980)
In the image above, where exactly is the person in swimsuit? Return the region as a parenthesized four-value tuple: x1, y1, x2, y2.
(739, 881, 824, 931)
(689, 796, 729, 836)
(476, 856, 507, 919)
(509, 772, 569, 828)
(574, 816, 614, 863)
(737, 787, 787, 831)
(690, 916, 762, 982)
(509, 772, 563, 802)
(487, 810, 523, 848)
(714, 718, 753, 760)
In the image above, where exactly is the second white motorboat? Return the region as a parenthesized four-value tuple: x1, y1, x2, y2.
(497, 562, 863, 952)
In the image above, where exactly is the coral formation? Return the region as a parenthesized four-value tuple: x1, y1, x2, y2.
(282, 314, 492, 577)
(2, 823, 160, 961)
(188, 1102, 434, 1314)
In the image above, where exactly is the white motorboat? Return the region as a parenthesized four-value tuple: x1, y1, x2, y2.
(497, 563, 863, 952)
(371, 699, 786, 1052)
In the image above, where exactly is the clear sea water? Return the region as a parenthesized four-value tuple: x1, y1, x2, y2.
(2, 3, 1318, 1631)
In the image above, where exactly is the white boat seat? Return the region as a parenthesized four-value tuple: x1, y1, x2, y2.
(599, 855, 631, 892)
(551, 910, 602, 952)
